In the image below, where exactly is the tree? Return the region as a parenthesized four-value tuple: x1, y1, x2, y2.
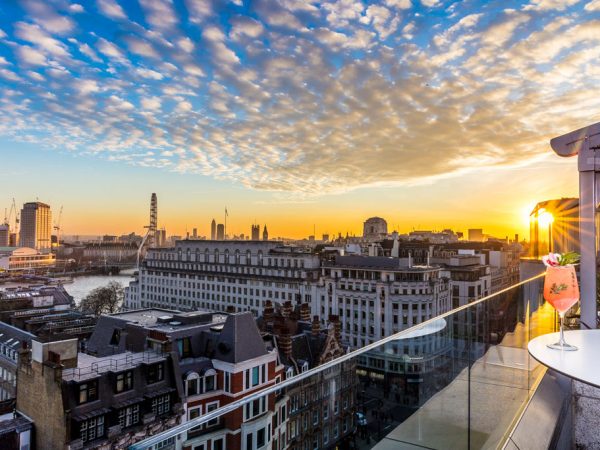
(79, 281, 124, 316)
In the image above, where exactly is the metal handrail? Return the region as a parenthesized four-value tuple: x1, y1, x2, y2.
(130, 272, 545, 449)
(62, 350, 167, 381)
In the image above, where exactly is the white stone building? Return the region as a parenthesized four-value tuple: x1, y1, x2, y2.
(0, 247, 56, 272)
(431, 253, 492, 308)
(124, 240, 321, 316)
(317, 255, 451, 348)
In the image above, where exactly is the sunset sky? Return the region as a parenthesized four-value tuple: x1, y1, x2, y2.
(0, 0, 594, 239)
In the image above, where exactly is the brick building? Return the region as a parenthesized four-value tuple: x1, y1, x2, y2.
(261, 301, 358, 450)
(84, 308, 287, 450)
(16, 337, 183, 449)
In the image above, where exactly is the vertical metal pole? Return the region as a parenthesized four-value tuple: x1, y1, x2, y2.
(579, 158, 597, 329)
(467, 307, 472, 450)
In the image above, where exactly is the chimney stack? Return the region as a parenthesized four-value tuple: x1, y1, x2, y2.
(329, 315, 341, 342)
(299, 303, 310, 322)
(282, 301, 293, 318)
(263, 300, 274, 331)
(279, 326, 292, 358)
(311, 315, 320, 336)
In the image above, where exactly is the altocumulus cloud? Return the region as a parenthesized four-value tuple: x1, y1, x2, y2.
(1, 0, 600, 194)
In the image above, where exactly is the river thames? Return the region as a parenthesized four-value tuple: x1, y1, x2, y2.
(64, 269, 135, 304)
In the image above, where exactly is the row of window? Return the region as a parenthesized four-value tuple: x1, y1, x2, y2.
(78, 394, 171, 443)
(78, 363, 164, 404)
(327, 269, 435, 281)
(337, 283, 434, 295)
(188, 400, 220, 434)
(152, 248, 309, 269)
(288, 417, 352, 449)
(146, 260, 310, 277)
(289, 391, 351, 413)
(186, 372, 217, 396)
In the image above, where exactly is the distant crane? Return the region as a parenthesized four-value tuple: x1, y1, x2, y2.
(53, 205, 63, 246)
(4, 198, 18, 227)
(4, 198, 19, 245)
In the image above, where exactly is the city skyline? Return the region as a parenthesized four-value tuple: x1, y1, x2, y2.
(0, 0, 591, 239)
(0, 143, 578, 239)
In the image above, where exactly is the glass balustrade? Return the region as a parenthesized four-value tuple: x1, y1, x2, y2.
(130, 272, 556, 450)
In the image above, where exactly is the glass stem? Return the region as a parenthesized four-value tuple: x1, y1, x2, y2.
(559, 312, 565, 346)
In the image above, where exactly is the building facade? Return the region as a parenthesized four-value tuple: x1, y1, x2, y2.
(16, 338, 183, 450)
(124, 241, 321, 317)
(318, 256, 451, 348)
(0, 322, 34, 401)
(82, 242, 139, 262)
(85, 308, 288, 450)
(261, 301, 358, 450)
(0, 247, 56, 272)
(431, 253, 492, 308)
(19, 202, 52, 251)
(0, 224, 9, 247)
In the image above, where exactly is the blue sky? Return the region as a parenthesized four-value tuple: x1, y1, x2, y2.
(0, 0, 595, 237)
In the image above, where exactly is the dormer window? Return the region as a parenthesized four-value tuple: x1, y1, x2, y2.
(286, 367, 294, 379)
(185, 370, 217, 396)
(177, 337, 192, 358)
(78, 380, 98, 404)
(302, 362, 309, 373)
(186, 373, 200, 396)
(109, 329, 121, 346)
(204, 369, 216, 392)
(147, 362, 164, 384)
(116, 370, 133, 393)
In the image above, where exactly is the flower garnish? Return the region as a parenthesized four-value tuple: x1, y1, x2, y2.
(542, 251, 580, 267)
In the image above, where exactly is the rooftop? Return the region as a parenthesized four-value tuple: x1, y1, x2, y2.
(109, 308, 228, 331)
(325, 255, 437, 271)
(62, 350, 166, 382)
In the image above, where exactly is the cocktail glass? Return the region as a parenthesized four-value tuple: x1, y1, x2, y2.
(543, 265, 579, 351)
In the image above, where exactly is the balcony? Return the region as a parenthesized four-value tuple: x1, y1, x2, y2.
(129, 273, 596, 450)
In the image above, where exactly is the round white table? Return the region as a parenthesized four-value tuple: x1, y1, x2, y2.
(528, 330, 600, 388)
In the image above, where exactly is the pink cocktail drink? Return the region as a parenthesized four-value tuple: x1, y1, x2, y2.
(544, 265, 579, 313)
(543, 264, 579, 350)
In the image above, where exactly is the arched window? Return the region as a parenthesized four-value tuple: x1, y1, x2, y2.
(235, 249, 240, 264)
(195, 249, 200, 262)
(204, 249, 210, 263)
(257, 250, 263, 265)
(224, 249, 230, 264)
(185, 372, 200, 396)
(246, 250, 252, 265)
(214, 249, 220, 264)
